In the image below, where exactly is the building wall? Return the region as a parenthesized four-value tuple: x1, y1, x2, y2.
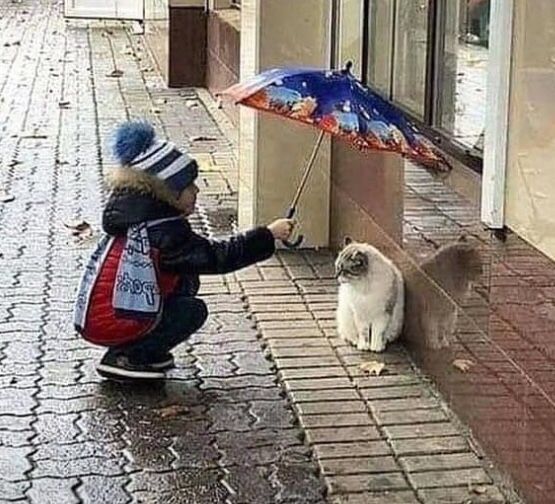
(505, 1, 555, 261)
(206, 9, 241, 125)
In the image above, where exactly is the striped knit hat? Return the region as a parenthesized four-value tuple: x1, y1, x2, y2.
(113, 120, 198, 194)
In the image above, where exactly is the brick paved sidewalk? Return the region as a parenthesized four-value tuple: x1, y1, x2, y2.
(0, 1, 517, 504)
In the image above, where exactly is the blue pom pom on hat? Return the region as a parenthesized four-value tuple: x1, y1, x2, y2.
(112, 120, 198, 194)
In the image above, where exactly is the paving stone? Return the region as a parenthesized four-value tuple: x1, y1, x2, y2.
(171, 434, 221, 469)
(374, 408, 449, 426)
(285, 377, 354, 391)
(250, 303, 309, 313)
(326, 472, 409, 495)
(249, 400, 296, 429)
(313, 440, 392, 459)
(0, 387, 36, 416)
(270, 346, 336, 358)
(201, 375, 277, 389)
(232, 351, 275, 375)
(263, 328, 324, 339)
(399, 452, 483, 472)
(368, 397, 439, 413)
(0, 480, 31, 501)
(416, 485, 506, 503)
(77, 476, 131, 504)
(254, 310, 313, 321)
(354, 374, 420, 388)
(330, 490, 419, 504)
(280, 366, 348, 379)
(208, 402, 253, 432)
(384, 422, 460, 439)
(391, 436, 470, 456)
(306, 425, 381, 444)
(33, 456, 126, 478)
(271, 460, 324, 503)
(289, 388, 362, 404)
(27, 477, 81, 504)
(219, 443, 310, 468)
(223, 464, 275, 504)
(360, 385, 430, 401)
(0, 429, 34, 447)
(295, 400, 367, 415)
(275, 356, 342, 369)
(0, 446, 33, 481)
(319, 455, 400, 476)
(408, 467, 492, 489)
(300, 413, 372, 429)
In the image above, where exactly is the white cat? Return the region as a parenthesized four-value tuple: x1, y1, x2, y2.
(335, 239, 404, 353)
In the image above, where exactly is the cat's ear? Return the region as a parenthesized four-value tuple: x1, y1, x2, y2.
(343, 236, 353, 248)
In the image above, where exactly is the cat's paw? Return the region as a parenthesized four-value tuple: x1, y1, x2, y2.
(369, 340, 387, 353)
(357, 340, 371, 351)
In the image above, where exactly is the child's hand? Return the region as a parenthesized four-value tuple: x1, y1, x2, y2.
(268, 219, 295, 241)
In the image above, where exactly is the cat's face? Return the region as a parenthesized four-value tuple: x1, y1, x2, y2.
(335, 241, 370, 283)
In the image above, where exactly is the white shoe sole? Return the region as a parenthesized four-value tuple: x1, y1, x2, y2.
(96, 363, 165, 380)
(149, 357, 175, 371)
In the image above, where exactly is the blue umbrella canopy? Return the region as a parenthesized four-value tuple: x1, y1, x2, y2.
(222, 65, 450, 171)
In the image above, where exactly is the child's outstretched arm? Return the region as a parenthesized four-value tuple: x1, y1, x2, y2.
(160, 219, 294, 275)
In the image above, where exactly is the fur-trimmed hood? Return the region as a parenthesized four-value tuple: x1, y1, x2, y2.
(106, 166, 181, 209)
(102, 167, 184, 236)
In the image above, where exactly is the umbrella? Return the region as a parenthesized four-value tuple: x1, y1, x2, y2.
(221, 62, 450, 247)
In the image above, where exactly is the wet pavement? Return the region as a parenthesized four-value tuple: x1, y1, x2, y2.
(0, 1, 325, 502)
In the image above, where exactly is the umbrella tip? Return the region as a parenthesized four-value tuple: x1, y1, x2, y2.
(341, 61, 354, 74)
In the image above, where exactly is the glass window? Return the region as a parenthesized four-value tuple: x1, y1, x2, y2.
(392, 0, 430, 118)
(366, 0, 395, 97)
(436, 0, 490, 152)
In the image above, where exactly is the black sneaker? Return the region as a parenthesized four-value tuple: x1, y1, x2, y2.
(96, 352, 165, 381)
(148, 353, 175, 371)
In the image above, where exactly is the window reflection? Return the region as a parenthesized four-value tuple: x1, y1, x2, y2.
(392, 0, 430, 118)
(366, 0, 394, 97)
(437, 0, 490, 152)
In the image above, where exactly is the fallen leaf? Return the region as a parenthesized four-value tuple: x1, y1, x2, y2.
(190, 135, 217, 142)
(106, 69, 124, 78)
(0, 192, 15, 203)
(359, 361, 386, 376)
(154, 404, 189, 418)
(471, 485, 488, 495)
(452, 359, 475, 373)
(64, 220, 93, 237)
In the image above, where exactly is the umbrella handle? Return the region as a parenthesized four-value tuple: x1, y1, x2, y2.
(281, 207, 304, 249)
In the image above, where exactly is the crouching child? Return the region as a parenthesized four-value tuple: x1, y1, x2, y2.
(74, 121, 294, 380)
